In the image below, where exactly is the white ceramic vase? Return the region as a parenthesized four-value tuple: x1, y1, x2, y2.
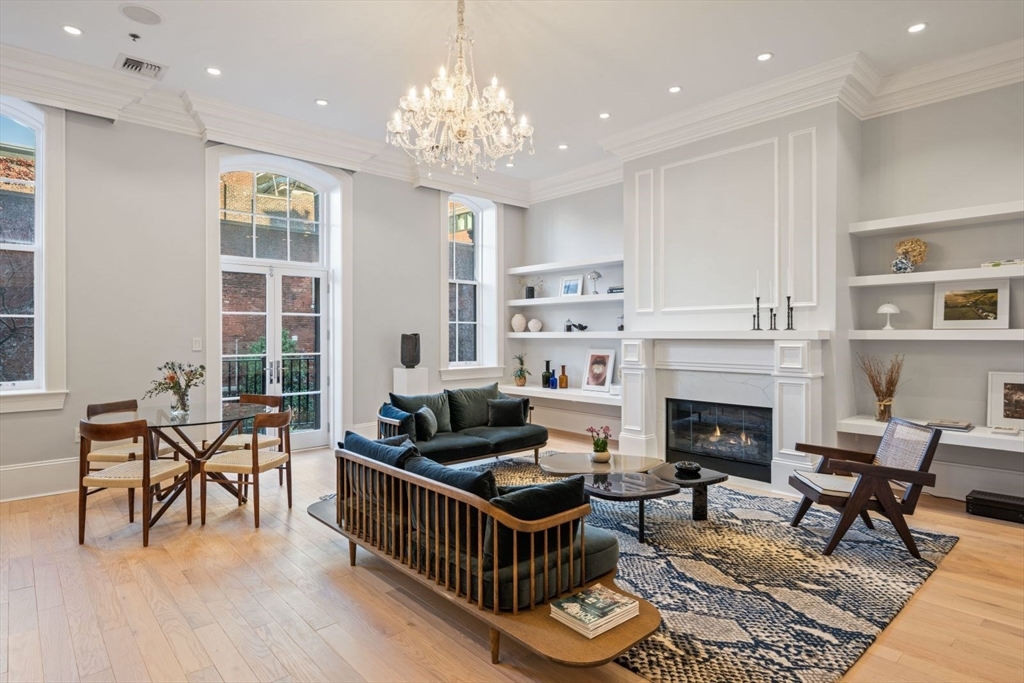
(511, 314, 527, 333)
(589, 450, 611, 464)
(528, 318, 543, 332)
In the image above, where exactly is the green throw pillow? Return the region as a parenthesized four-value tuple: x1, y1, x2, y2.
(487, 398, 527, 427)
(446, 383, 500, 431)
(414, 405, 438, 441)
(484, 476, 585, 569)
(390, 391, 452, 433)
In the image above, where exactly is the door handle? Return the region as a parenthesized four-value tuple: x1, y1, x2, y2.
(276, 360, 282, 384)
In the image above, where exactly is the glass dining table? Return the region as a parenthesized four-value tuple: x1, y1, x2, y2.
(87, 401, 271, 526)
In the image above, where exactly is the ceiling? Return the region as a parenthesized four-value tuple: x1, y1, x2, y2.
(1, 1, 1022, 181)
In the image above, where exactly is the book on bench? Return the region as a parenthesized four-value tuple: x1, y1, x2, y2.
(924, 419, 974, 432)
(550, 583, 639, 638)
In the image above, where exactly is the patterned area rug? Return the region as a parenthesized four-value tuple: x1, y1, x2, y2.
(469, 455, 958, 683)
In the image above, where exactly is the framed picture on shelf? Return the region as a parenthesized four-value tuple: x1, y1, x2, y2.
(932, 279, 1009, 329)
(987, 371, 1024, 429)
(559, 275, 584, 296)
(582, 349, 616, 392)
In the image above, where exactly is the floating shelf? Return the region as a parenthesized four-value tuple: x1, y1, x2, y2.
(630, 329, 831, 341)
(508, 293, 624, 307)
(838, 416, 1024, 453)
(848, 329, 1024, 341)
(507, 256, 624, 276)
(849, 200, 1024, 237)
(498, 384, 622, 407)
(848, 264, 1024, 288)
(507, 331, 626, 340)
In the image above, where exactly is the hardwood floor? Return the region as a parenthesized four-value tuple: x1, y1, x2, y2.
(1, 432, 1021, 682)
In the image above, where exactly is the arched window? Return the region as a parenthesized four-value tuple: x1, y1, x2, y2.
(219, 171, 322, 264)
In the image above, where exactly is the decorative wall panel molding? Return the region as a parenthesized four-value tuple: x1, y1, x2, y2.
(634, 170, 655, 313)
(787, 128, 817, 306)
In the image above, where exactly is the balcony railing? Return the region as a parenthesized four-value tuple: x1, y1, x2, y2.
(222, 355, 320, 432)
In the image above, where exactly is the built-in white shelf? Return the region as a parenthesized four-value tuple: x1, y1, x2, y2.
(508, 293, 624, 307)
(849, 200, 1024, 237)
(508, 331, 626, 340)
(838, 416, 1024, 453)
(498, 384, 622, 407)
(848, 329, 1024, 341)
(507, 256, 624, 276)
(630, 330, 832, 341)
(848, 264, 1024, 288)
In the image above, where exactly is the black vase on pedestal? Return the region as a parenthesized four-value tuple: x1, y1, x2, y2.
(400, 334, 420, 368)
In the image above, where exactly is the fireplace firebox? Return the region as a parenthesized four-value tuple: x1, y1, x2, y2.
(666, 399, 772, 483)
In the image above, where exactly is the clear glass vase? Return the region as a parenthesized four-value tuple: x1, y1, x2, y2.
(171, 392, 190, 417)
(875, 398, 893, 422)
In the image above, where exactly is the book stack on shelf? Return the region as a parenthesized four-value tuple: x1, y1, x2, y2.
(925, 419, 975, 432)
(550, 583, 639, 638)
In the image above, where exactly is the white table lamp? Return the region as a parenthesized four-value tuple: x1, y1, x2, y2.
(877, 302, 900, 330)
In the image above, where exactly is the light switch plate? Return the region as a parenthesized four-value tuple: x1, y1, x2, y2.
(192, 337, 202, 352)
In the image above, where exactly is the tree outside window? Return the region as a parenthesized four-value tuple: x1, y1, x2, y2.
(448, 201, 478, 364)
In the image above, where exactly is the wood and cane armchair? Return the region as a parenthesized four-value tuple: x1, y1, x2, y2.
(789, 418, 941, 558)
(217, 394, 287, 485)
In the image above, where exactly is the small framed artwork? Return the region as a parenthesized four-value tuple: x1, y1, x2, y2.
(559, 275, 584, 297)
(582, 349, 616, 392)
(932, 279, 1009, 329)
(987, 371, 1024, 428)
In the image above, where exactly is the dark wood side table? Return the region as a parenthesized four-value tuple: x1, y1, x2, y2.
(648, 463, 728, 521)
(582, 473, 680, 543)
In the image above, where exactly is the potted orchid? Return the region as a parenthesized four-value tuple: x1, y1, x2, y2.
(143, 361, 206, 416)
(586, 425, 613, 463)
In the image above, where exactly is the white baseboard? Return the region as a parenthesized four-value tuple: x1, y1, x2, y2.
(345, 422, 378, 440)
(1, 457, 79, 502)
(618, 432, 658, 457)
(929, 460, 1024, 501)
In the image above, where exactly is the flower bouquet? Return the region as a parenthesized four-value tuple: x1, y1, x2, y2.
(143, 361, 206, 416)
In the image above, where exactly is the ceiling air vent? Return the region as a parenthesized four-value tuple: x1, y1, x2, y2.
(114, 53, 167, 80)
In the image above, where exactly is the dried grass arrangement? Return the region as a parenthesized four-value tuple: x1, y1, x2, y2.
(895, 237, 928, 266)
(857, 353, 905, 422)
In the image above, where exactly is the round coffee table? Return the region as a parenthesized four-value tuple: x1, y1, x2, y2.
(648, 463, 728, 521)
(539, 452, 663, 476)
(582, 473, 680, 543)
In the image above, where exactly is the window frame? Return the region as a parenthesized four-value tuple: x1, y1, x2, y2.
(448, 200, 481, 367)
(0, 95, 67, 413)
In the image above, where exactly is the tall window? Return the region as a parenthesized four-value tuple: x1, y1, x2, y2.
(220, 171, 321, 263)
(0, 111, 39, 388)
(448, 200, 479, 364)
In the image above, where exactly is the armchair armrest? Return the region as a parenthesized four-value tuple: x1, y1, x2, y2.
(828, 459, 936, 487)
(376, 413, 402, 439)
(795, 442, 875, 474)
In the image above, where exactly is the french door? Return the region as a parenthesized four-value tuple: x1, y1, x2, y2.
(221, 264, 328, 449)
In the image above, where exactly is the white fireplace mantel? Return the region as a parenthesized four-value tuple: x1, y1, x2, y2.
(618, 337, 825, 493)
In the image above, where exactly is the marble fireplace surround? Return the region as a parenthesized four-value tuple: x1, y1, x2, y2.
(618, 336, 826, 493)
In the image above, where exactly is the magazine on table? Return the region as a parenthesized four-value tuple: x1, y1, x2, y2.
(550, 583, 638, 636)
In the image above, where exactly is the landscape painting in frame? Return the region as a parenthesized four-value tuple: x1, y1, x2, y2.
(988, 372, 1024, 429)
(932, 279, 1009, 329)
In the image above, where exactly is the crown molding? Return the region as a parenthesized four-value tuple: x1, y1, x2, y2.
(119, 91, 201, 137)
(184, 93, 384, 172)
(412, 165, 531, 208)
(359, 146, 416, 183)
(0, 44, 154, 120)
(528, 157, 624, 204)
(864, 37, 1024, 119)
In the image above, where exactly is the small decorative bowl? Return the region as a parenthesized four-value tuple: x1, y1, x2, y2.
(674, 461, 702, 479)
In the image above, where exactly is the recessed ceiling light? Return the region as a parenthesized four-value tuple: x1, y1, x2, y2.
(599, 112, 610, 119)
(62, 25, 83, 35)
(558, 144, 568, 150)
(506, 162, 515, 167)
(314, 99, 329, 106)
(668, 86, 681, 93)
(205, 67, 221, 76)
(757, 52, 774, 62)
(907, 22, 927, 33)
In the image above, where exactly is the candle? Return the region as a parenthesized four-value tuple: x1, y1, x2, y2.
(787, 267, 793, 299)
(756, 270, 760, 297)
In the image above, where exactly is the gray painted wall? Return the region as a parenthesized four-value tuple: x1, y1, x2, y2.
(522, 184, 624, 264)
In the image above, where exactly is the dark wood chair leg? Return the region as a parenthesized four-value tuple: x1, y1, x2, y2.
(349, 539, 357, 566)
(534, 448, 539, 465)
(790, 496, 813, 527)
(823, 483, 874, 555)
(78, 484, 87, 545)
(279, 465, 283, 486)
(185, 474, 193, 526)
(238, 474, 244, 506)
(128, 488, 135, 524)
(286, 458, 293, 509)
(200, 469, 207, 525)
(142, 484, 152, 547)
(253, 472, 260, 528)
(859, 510, 875, 530)
(874, 485, 921, 558)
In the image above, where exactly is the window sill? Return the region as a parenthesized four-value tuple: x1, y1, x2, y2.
(0, 390, 68, 414)
(439, 365, 505, 382)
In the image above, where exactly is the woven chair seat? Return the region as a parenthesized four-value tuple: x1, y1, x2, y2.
(82, 459, 189, 489)
(204, 449, 290, 475)
(795, 471, 904, 499)
(87, 440, 177, 463)
(217, 434, 283, 451)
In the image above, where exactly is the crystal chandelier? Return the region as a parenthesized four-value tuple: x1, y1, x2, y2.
(386, 0, 534, 178)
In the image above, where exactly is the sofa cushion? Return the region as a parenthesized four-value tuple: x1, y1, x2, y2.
(446, 383, 500, 431)
(410, 431, 494, 464)
(497, 392, 531, 422)
(390, 391, 452, 433)
(404, 456, 498, 501)
(379, 403, 417, 441)
(487, 398, 527, 427)
(461, 424, 548, 454)
(341, 431, 417, 469)
(414, 405, 438, 441)
(484, 476, 585, 569)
